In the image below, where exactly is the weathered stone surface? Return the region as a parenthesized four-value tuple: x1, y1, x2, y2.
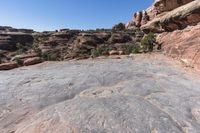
(157, 24, 200, 70)
(23, 57, 42, 66)
(0, 61, 18, 70)
(1, 55, 200, 132)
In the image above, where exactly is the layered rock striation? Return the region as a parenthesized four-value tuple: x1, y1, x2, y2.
(0, 26, 34, 51)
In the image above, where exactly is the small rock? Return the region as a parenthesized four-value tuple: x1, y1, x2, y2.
(24, 57, 42, 66)
(129, 53, 135, 57)
(0, 62, 18, 70)
(118, 51, 124, 55)
(191, 107, 200, 124)
(109, 50, 119, 55)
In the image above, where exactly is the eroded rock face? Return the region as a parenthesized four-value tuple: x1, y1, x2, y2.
(157, 24, 200, 70)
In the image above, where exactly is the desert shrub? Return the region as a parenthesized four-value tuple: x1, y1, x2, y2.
(16, 43, 32, 54)
(141, 32, 156, 52)
(15, 58, 23, 66)
(42, 51, 60, 61)
(91, 45, 110, 57)
(40, 36, 49, 42)
(122, 44, 140, 55)
(33, 46, 42, 57)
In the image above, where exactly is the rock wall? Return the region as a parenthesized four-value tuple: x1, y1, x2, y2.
(157, 24, 200, 69)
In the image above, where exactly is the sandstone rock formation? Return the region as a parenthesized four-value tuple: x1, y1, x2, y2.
(127, 0, 200, 70)
(126, 0, 196, 30)
(142, 0, 200, 32)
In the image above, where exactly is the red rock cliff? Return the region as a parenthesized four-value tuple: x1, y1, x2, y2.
(127, 0, 200, 70)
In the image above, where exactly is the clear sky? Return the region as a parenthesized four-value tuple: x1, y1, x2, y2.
(0, 0, 154, 31)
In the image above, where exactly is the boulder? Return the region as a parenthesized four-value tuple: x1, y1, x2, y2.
(0, 62, 18, 70)
(23, 57, 42, 66)
(11, 54, 38, 61)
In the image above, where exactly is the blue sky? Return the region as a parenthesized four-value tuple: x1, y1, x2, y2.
(0, 0, 154, 31)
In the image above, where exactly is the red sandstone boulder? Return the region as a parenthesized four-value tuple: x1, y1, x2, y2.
(23, 57, 42, 66)
(0, 62, 18, 70)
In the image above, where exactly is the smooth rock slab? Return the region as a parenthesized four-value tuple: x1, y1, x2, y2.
(0, 55, 200, 133)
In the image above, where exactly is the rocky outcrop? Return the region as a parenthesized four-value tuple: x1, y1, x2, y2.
(126, 11, 149, 28)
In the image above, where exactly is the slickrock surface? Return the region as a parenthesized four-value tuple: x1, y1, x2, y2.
(1, 54, 200, 133)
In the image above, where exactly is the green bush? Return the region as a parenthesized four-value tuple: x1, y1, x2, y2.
(15, 58, 23, 66)
(33, 46, 42, 57)
(141, 32, 156, 52)
(91, 45, 110, 57)
(122, 44, 140, 55)
(16, 43, 32, 54)
(42, 51, 60, 61)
